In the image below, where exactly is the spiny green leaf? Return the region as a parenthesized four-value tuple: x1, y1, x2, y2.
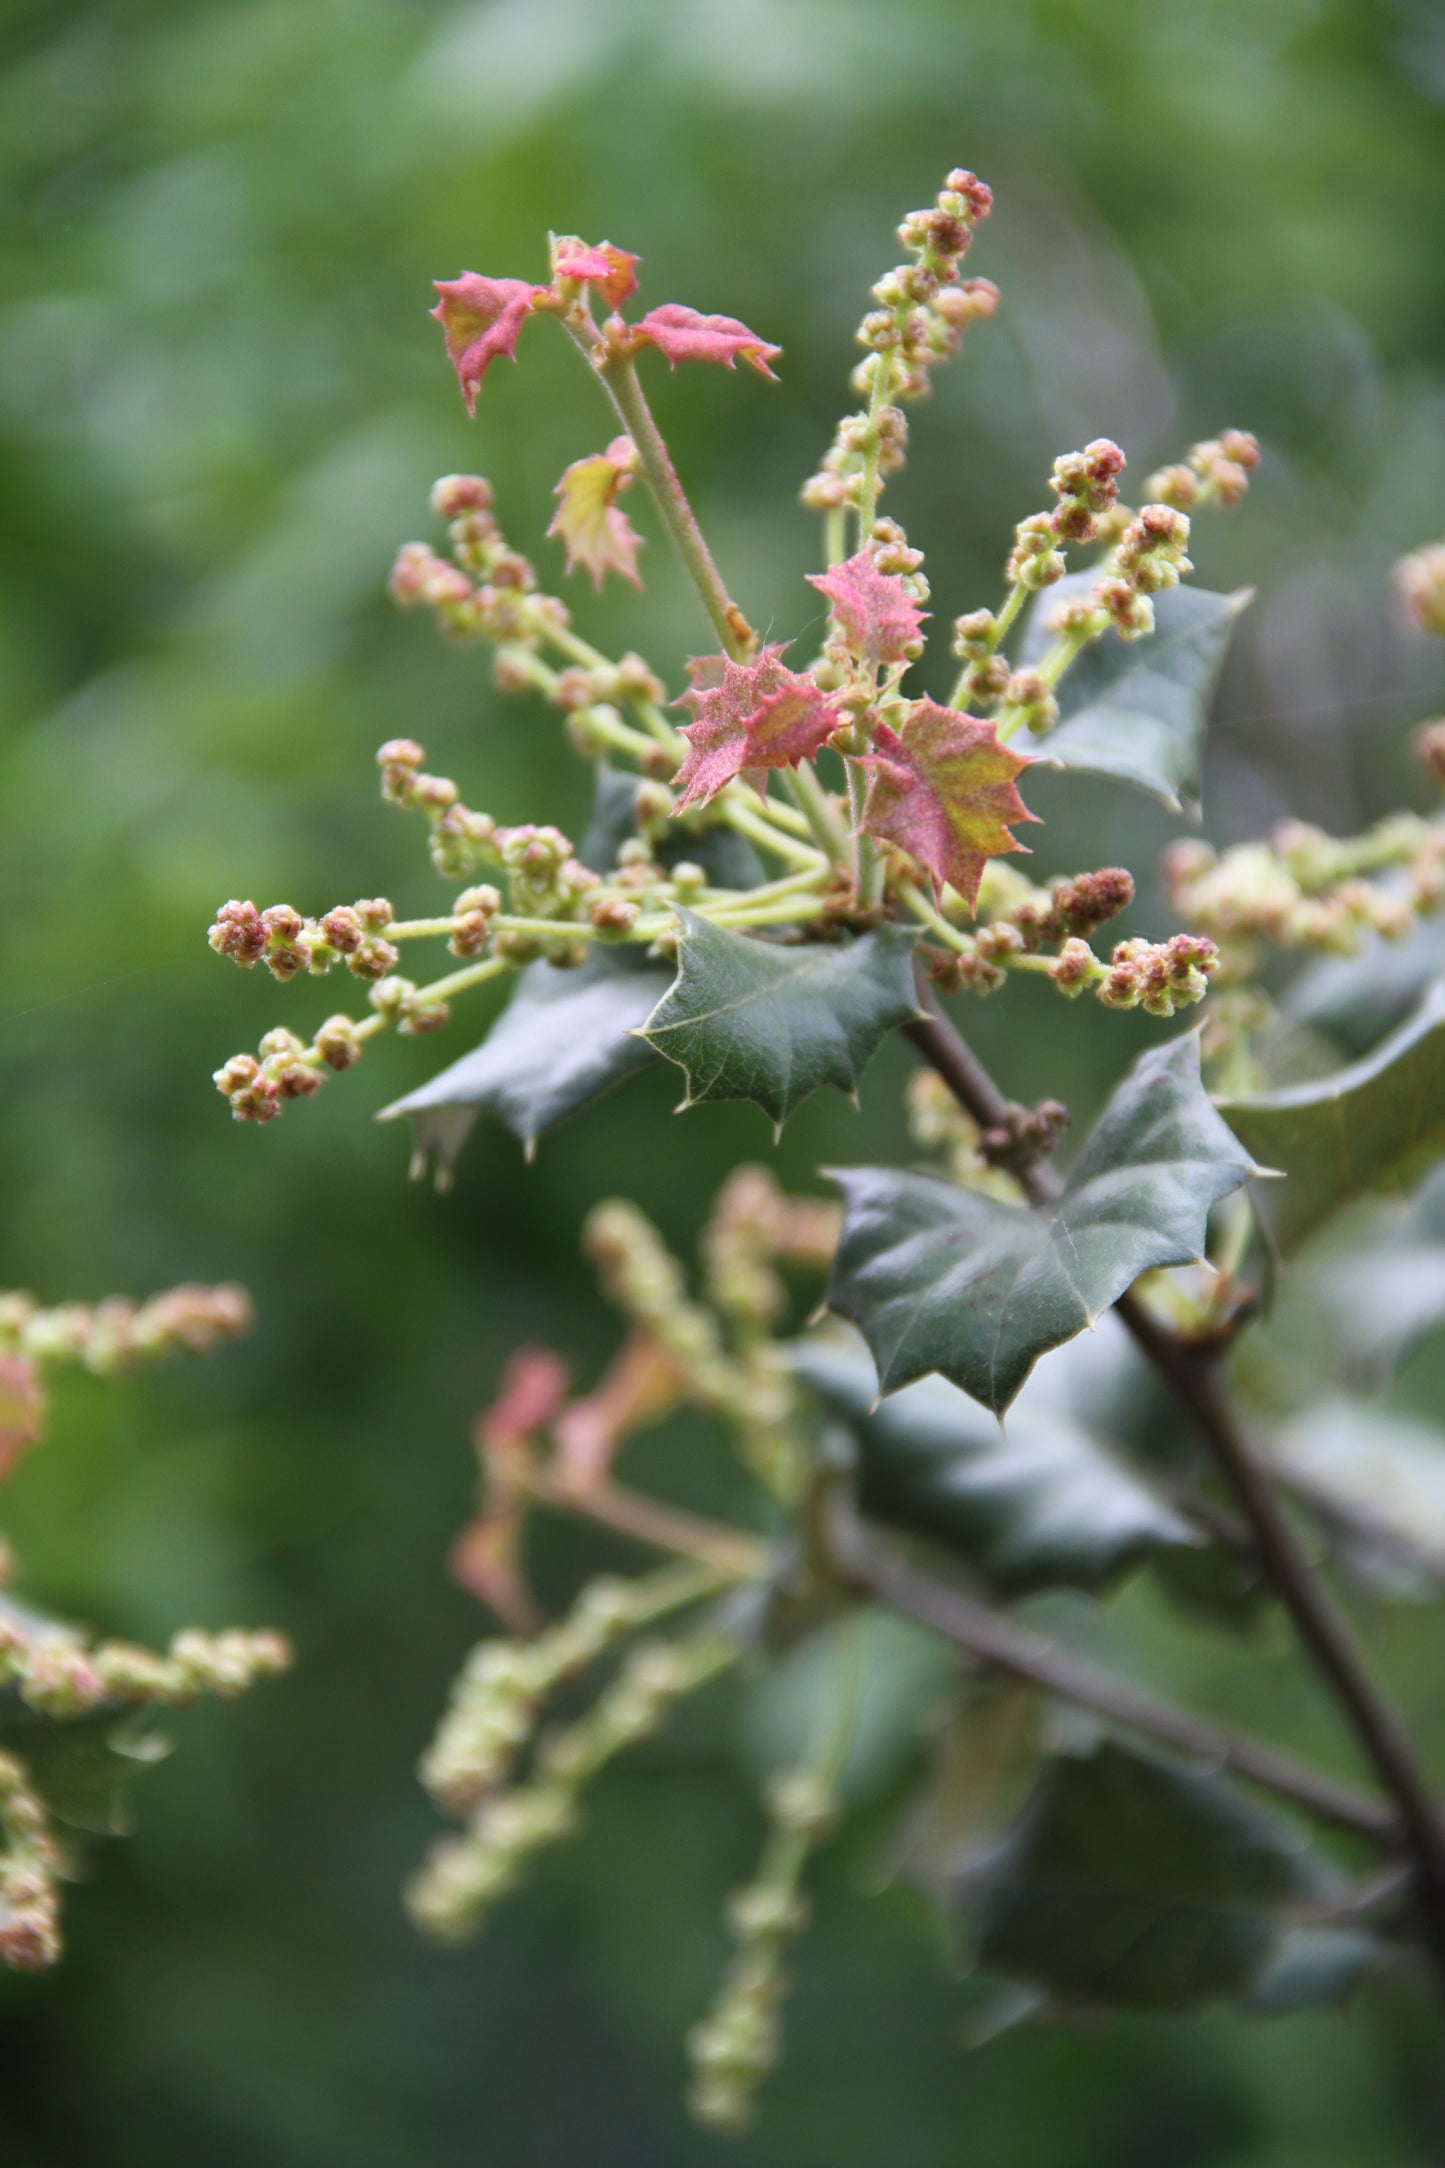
(1219, 982, 1445, 1256)
(379, 948, 670, 1170)
(1019, 575, 1249, 812)
(791, 1328, 1192, 1592)
(828, 1034, 1258, 1413)
(639, 912, 921, 1132)
(964, 1742, 1378, 2015)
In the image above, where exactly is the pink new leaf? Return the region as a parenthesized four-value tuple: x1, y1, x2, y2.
(857, 698, 1037, 910)
(808, 550, 927, 669)
(672, 645, 841, 811)
(431, 274, 548, 415)
(550, 237, 640, 311)
(547, 436, 644, 591)
(635, 304, 781, 380)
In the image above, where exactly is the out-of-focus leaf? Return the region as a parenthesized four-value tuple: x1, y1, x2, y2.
(640, 913, 921, 1132)
(1219, 983, 1445, 1257)
(828, 1034, 1258, 1412)
(1019, 574, 1249, 812)
(1318, 1164, 1445, 1378)
(741, 1610, 952, 1807)
(1285, 918, 1445, 1058)
(963, 1741, 1378, 2014)
(0, 1703, 169, 1836)
(790, 1330, 1193, 1592)
(1268, 1399, 1445, 1583)
(379, 948, 671, 1171)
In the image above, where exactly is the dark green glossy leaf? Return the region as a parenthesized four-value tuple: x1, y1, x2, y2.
(1219, 982, 1445, 1256)
(640, 912, 921, 1132)
(828, 1034, 1258, 1412)
(1019, 574, 1249, 812)
(964, 1742, 1378, 2015)
(379, 947, 670, 1170)
(791, 1329, 1192, 1592)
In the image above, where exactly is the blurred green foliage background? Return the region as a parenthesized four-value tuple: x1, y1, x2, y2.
(3, 0, 1445, 2159)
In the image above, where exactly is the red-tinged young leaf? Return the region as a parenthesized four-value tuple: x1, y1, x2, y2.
(547, 436, 644, 591)
(430, 274, 547, 415)
(478, 1345, 570, 1454)
(0, 1356, 43, 1486)
(635, 304, 781, 379)
(671, 645, 842, 811)
(858, 698, 1037, 909)
(808, 550, 928, 669)
(551, 237, 640, 311)
(552, 1331, 686, 1492)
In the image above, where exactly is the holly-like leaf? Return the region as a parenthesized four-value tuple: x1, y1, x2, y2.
(807, 550, 928, 669)
(791, 1328, 1192, 1593)
(963, 1742, 1378, 2016)
(1219, 982, 1445, 1257)
(672, 645, 841, 812)
(634, 304, 780, 378)
(378, 948, 670, 1172)
(1019, 573, 1249, 812)
(547, 436, 643, 592)
(857, 700, 1036, 910)
(828, 1033, 1259, 1414)
(430, 274, 546, 415)
(638, 912, 922, 1133)
(549, 236, 639, 311)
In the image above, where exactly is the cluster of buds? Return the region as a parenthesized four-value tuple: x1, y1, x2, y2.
(1164, 814, 1445, 964)
(687, 1768, 839, 2132)
(802, 171, 998, 518)
(0, 1282, 251, 1378)
(1416, 720, 1445, 787)
(0, 1617, 292, 1720)
(999, 440, 1128, 604)
(409, 1633, 733, 1943)
(0, 1751, 61, 1973)
(418, 1574, 657, 1816)
(214, 1027, 337, 1124)
(1145, 430, 1261, 514)
(987, 865, 1136, 950)
(1056, 932, 1219, 1016)
(1083, 504, 1194, 640)
(389, 474, 566, 650)
(209, 895, 402, 983)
